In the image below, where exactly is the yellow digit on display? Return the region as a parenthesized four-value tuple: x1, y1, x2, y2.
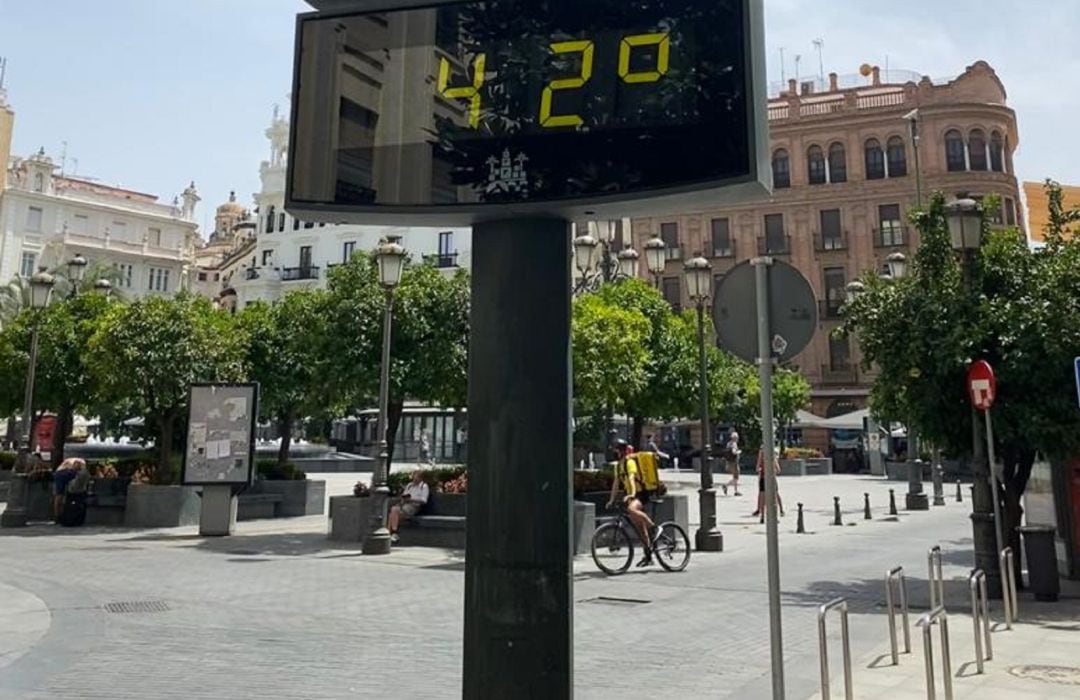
(438, 53, 487, 128)
(619, 32, 671, 84)
(540, 40, 595, 128)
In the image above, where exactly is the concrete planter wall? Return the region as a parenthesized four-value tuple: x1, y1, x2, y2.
(124, 483, 201, 529)
(26, 480, 53, 521)
(328, 495, 379, 542)
(805, 458, 833, 476)
(256, 479, 326, 517)
(579, 491, 690, 535)
(779, 459, 807, 477)
(0, 470, 13, 502)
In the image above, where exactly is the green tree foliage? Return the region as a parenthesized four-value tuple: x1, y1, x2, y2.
(237, 289, 334, 466)
(728, 368, 811, 454)
(87, 294, 246, 481)
(571, 293, 650, 419)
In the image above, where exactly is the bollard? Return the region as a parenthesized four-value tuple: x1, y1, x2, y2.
(864, 493, 872, 520)
(955, 480, 963, 503)
(1000, 548, 1019, 629)
(888, 489, 898, 516)
(796, 503, 805, 534)
(969, 570, 992, 674)
(918, 606, 954, 700)
(885, 566, 911, 666)
(818, 598, 854, 700)
(832, 496, 843, 526)
(928, 546, 945, 610)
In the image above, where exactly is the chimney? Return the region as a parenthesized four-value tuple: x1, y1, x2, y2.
(787, 78, 797, 96)
(829, 72, 839, 92)
(872, 66, 881, 86)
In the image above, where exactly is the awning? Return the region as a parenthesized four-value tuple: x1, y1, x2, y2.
(820, 408, 871, 431)
(792, 409, 829, 429)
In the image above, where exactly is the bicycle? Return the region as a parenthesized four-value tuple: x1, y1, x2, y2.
(590, 500, 691, 575)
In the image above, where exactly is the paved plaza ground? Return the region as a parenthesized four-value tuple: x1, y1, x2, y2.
(1, 472, 1078, 699)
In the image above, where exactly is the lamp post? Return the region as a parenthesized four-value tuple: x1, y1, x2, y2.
(363, 238, 407, 556)
(684, 256, 723, 552)
(904, 109, 924, 208)
(0, 270, 55, 528)
(946, 198, 1003, 596)
(92, 279, 113, 298)
(572, 221, 638, 293)
(644, 236, 666, 290)
(66, 254, 88, 298)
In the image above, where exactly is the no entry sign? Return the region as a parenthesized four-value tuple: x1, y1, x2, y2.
(967, 360, 997, 411)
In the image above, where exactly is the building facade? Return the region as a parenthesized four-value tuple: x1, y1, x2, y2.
(629, 60, 1023, 419)
(1024, 181, 1079, 243)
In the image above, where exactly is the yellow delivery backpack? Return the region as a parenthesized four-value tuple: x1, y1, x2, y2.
(620, 451, 661, 493)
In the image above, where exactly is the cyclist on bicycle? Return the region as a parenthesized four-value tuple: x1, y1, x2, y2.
(606, 439, 657, 568)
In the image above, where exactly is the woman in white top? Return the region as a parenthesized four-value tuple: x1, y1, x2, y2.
(389, 471, 430, 543)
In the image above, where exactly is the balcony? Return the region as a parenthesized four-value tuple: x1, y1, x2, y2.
(244, 268, 260, 281)
(818, 299, 845, 321)
(757, 235, 792, 256)
(874, 227, 909, 249)
(820, 363, 859, 385)
(711, 241, 736, 259)
(814, 232, 849, 253)
(424, 251, 460, 269)
(281, 266, 320, 281)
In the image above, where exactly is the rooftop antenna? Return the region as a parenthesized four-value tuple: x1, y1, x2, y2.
(60, 140, 68, 177)
(813, 39, 825, 85)
(779, 47, 787, 85)
(794, 54, 802, 84)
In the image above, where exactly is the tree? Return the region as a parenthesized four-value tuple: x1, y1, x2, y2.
(237, 289, 334, 466)
(571, 292, 650, 421)
(729, 368, 811, 454)
(87, 294, 246, 482)
(325, 252, 470, 463)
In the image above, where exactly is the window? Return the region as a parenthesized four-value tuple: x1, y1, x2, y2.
(304, 221, 315, 229)
(33, 173, 44, 192)
(823, 267, 847, 317)
(1005, 197, 1017, 227)
(116, 264, 134, 289)
(262, 250, 274, 266)
(968, 129, 988, 171)
(710, 218, 732, 257)
(197, 272, 208, 282)
(26, 206, 43, 232)
(864, 139, 886, 180)
(148, 267, 170, 292)
(828, 336, 851, 370)
(293, 218, 301, 231)
(611, 220, 625, 250)
(343, 241, 356, 263)
(820, 209, 843, 250)
(299, 246, 313, 270)
(772, 149, 790, 189)
(265, 206, 276, 234)
(20, 252, 36, 278)
(278, 213, 286, 232)
(764, 214, 786, 253)
(147, 227, 162, 247)
(662, 276, 681, 311)
(72, 214, 89, 235)
(660, 222, 681, 260)
(878, 204, 904, 246)
(887, 136, 907, 177)
(990, 131, 1005, 173)
(112, 221, 128, 240)
(437, 231, 455, 267)
(828, 142, 847, 183)
(945, 129, 966, 171)
(808, 146, 827, 185)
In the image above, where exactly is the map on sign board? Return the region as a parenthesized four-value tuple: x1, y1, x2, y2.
(182, 384, 259, 486)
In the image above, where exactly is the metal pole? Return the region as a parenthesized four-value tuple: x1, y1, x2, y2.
(911, 117, 924, 208)
(754, 256, 784, 699)
(363, 287, 395, 555)
(984, 410, 1007, 591)
(695, 302, 722, 551)
(20, 321, 41, 459)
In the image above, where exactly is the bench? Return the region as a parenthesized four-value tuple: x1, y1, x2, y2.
(237, 493, 284, 521)
(397, 493, 467, 549)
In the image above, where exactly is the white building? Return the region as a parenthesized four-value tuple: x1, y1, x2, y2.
(0, 148, 200, 296)
(200, 107, 472, 309)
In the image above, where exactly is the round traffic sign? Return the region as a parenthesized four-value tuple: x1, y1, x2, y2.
(966, 360, 997, 411)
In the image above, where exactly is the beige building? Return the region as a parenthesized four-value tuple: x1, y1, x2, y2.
(1024, 181, 1079, 242)
(630, 60, 1023, 420)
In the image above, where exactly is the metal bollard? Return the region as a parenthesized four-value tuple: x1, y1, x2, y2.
(885, 566, 911, 666)
(833, 496, 842, 526)
(796, 503, 805, 534)
(918, 606, 954, 700)
(888, 488, 898, 516)
(1000, 547, 1019, 629)
(818, 598, 853, 700)
(969, 569, 992, 674)
(956, 480, 963, 502)
(927, 546, 945, 610)
(864, 493, 872, 520)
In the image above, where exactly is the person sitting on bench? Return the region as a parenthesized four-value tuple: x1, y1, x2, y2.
(388, 471, 430, 543)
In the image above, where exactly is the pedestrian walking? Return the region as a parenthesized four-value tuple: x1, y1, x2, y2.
(751, 448, 784, 518)
(721, 431, 742, 496)
(644, 433, 670, 469)
(455, 425, 467, 462)
(418, 430, 434, 466)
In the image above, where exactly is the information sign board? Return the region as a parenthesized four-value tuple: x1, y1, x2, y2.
(182, 383, 259, 486)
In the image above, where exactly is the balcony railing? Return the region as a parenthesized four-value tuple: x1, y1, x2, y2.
(814, 232, 850, 252)
(820, 363, 859, 385)
(818, 299, 845, 320)
(424, 252, 460, 269)
(874, 227, 909, 248)
(281, 266, 320, 281)
(244, 268, 260, 280)
(711, 240, 736, 259)
(757, 235, 792, 256)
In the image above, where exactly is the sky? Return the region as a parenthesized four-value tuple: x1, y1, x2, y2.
(1, 0, 1077, 236)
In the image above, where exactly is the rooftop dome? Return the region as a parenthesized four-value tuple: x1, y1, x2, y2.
(216, 190, 246, 215)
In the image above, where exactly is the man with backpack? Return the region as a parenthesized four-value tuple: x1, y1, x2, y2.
(606, 439, 660, 568)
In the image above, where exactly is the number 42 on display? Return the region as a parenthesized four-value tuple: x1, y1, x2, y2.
(438, 32, 671, 129)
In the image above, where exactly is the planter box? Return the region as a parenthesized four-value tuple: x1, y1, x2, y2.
(256, 479, 326, 517)
(805, 458, 833, 476)
(328, 495, 379, 542)
(580, 491, 689, 535)
(26, 480, 53, 522)
(779, 459, 807, 477)
(885, 461, 908, 481)
(124, 484, 201, 529)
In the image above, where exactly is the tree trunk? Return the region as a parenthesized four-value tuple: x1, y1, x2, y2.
(51, 405, 73, 467)
(631, 415, 645, 450)
(157, 417, 174, 484)
(386, 400, 404, 466)
(1000, 444, 1036, 589)
(277, 410, 294, 466)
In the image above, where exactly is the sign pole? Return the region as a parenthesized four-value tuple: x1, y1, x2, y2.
(753, 256, 785, 699)
(984, 409, 1006, 578)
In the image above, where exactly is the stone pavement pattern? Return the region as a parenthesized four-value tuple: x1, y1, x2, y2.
(0, 474, 1077, 699)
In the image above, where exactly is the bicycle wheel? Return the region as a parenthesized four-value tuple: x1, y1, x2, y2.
(653, 522, 691, 572)
(591, 522, 634, 575)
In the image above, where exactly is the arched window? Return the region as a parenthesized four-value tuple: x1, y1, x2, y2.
(265, 205, 276, 233)
(864, 139, 886, 180)
(968, 129, 988, 171)
(772, 149, 791, 189)
(807, 146, 827, 185)
(989, 131, 1005, 172)
(828, 142, 847, 183)
(945, 129, 966, 171)
(887, 136, 907, 177)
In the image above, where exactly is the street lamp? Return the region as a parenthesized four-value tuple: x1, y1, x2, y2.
(92, 279, 113, 297)
(644, 236, 667, 289)
(885, 252, 908, 281)
(364, 238, 407, 555)
(684, 256, 723, 552)
(903, 109, 923, 208)
(573, 234, 600, 285)
(617, 248, 640, 280)
(844, 280, 866, 306)
(67, 254, 88, 298)
(0, 270, 55, 528)
(946, 198, 983, 253)
(573, 220, 637, 292)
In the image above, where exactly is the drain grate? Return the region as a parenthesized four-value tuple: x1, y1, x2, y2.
(1008, 665, 1080, 686)
(581, 596, 650, 607)
(104, 600, 171, 614)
